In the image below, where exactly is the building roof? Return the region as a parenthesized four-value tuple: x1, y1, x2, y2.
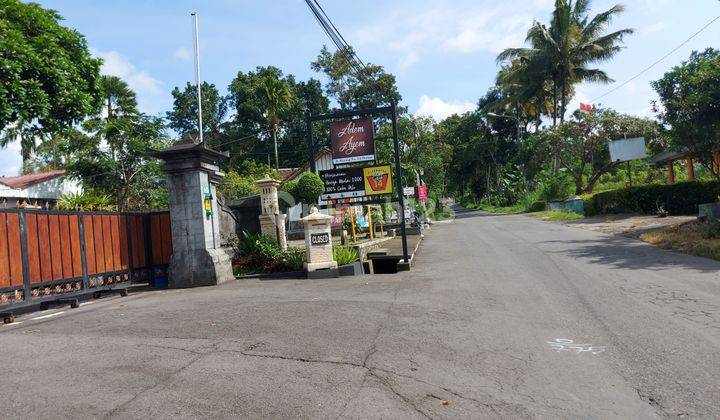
(650, 149, 693, 166)
(0, 170, 67, 190)
(279, 148, 332, 184)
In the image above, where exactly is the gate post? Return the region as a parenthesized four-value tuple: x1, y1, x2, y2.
(255, 176, 287, 251)
(149, 140, 234, 288)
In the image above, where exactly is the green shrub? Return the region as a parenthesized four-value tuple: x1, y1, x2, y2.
(57, 192, 115, 211)
(333, 245, 359, 266)
(538, 173, 573, 202)
(584, 181, 720, 216)
(283, 247, 306, 271)
(527, 200, 546, 213)
(296, 172, 325, 204)
(702, 220, 720, 240)
(219, 171, 256, 200)
(235, 231, 282, 271)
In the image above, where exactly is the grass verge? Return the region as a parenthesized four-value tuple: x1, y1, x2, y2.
(526, 210, 584, 222)
(639, 221, 720, 261)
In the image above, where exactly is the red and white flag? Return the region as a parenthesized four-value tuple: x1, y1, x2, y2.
(579, 103, 593, 112)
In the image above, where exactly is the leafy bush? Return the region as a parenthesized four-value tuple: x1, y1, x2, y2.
(538, 173, 573, 202)
(235, 231, 282, 272)
(219, 171, 256, 200)
(57, 192, 115, 211)
(333, 245, 359, 266)
(283, 247, 306, 271)
(702, 220, 720, 240)
(527, 200, 546, 212)
(584, 181, 720, 216)
(295, 172, 324, 204)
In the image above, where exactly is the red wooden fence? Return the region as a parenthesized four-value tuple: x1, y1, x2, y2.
(0, 209, 171, 309)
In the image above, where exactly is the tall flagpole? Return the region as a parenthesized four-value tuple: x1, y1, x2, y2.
(191, 12, 204, 145)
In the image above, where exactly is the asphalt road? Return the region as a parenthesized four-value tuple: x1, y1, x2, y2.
(2, 207, 720, 419)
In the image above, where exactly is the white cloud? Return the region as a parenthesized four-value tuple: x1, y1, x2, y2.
(398, 52, 419, 70)
(416, 95, 475, 121)
(174, 47, 192, 61)
(625, 81, 638, 93)
(92, 49, 163, 103)
(352, 2, 552, 57)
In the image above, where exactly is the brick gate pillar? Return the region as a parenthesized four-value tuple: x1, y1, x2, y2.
(149, 140, 234, 288)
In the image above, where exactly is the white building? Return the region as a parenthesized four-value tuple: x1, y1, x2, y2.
(0, 170, 82, 207)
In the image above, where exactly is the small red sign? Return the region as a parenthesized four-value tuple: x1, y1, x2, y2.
(417, 185, 428, 201)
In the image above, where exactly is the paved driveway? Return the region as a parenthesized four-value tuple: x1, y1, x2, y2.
(2, 207, 720, 418)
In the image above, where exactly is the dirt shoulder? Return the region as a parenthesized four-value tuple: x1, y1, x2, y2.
(564, 213, 696, 239)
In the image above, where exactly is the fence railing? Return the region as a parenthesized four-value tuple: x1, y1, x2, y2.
(0, 209, 171, 313)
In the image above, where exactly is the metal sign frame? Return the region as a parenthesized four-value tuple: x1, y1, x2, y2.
(305, 103, 409, 264)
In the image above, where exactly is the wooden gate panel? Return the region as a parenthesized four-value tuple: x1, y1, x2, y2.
(70, 216, 83, 278)
(110, 215, 121, 271)
(25, 213, 41, 283)
(6, 213, 23, 286)
(92, 215, 105, 274)
(0, 213, 10, 288)
(38, 214, 52, 281)
(48, 215, 63, 281)
(59, 215, 74, 279)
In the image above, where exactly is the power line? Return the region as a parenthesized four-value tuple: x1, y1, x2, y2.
(304, 0, 366, 74)
(591, 14, 720, 102)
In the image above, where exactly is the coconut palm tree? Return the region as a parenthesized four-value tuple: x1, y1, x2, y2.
(99, 75, 138, 118)
(498, 0, 633, 124)
(256, 75, 292, 169)
(0, 118, 43, 172)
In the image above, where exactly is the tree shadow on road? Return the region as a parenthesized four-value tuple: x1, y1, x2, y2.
(540, 235, 720, 274)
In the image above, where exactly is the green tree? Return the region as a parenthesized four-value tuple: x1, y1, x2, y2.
(311, 46, 402, 111)
(69, 114, 169, 210)
(540, 107, 660, 194)
(256, 75, 292, 170)
(224, 66, 329, 170)
(498, 0, 632, 124)
(100, 75, 138, 118)
(0, 0, 101, 166)
(166, 82, 227, 144)
(652, 48, 720, 177)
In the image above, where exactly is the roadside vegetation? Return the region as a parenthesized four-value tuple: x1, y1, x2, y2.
(640, 220, 720, 261)
(527, 210, 584, 222)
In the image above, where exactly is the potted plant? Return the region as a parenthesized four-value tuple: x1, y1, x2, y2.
(334, 245, 363, 276)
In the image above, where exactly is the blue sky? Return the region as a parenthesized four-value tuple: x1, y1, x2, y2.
(1, 0, 719, 175)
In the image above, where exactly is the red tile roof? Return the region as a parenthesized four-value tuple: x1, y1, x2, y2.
(0, 170, 67, 190)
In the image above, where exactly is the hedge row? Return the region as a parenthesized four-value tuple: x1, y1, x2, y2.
(584, 181, 720, 216)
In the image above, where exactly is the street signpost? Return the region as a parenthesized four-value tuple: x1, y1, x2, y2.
(306, 104, 409, 264)
(609, 137, 646, 186)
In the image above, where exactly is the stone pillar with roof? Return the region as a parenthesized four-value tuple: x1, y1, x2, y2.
(302, 206, 337, 274)
(149, 140, 234, 288)
(255, 176, 287, 251)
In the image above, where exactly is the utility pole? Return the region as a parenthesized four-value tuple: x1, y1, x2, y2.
(191, 12, 204, 145)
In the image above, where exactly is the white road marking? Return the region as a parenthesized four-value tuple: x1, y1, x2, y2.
(30, 311, 65, 321)
(1, 320, 22, 326)
(547, 338, 606, 355)
(79, 301, 95, 307)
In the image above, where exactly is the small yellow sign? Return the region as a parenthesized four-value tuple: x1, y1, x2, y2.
(363, 165, 393, 196)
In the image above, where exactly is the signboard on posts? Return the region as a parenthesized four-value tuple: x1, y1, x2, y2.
(320, 165, 393, 200)
(330, 118, 375, 164)
(609, 137, 646, 163)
